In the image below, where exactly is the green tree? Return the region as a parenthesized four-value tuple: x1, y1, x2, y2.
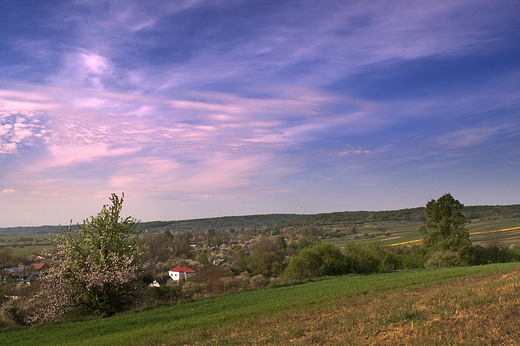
(230, 246, 251, 273)
(139, 231, 175, 268)
(284, 243, 347, 280)
(298, 237, 310, 249)
(196, 251, 211, 268)
(419, 193, 473, 263)
(275, 236, 287, 250)
(0, 247, 14, 285)
(248, 238, 284, 277)
(207, 229, 216, 246)
(22, 193, 144, 323)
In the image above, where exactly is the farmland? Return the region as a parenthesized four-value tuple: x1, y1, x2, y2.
(0, 234, 54, 256)
(1, 262, 519, 345)
(323, 218, 520, 247)
(2, 215, 520, 257)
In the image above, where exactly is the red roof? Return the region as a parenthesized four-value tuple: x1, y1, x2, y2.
(169, 265, 195, 273)
(29, 263, 46, 271)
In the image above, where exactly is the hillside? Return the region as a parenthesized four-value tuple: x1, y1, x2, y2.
(1, 262, 519, 345)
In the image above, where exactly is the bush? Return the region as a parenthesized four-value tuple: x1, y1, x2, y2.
(250, 275, 268, 289)
(395, 246, 426, 269)
(0, 298, 35, 326)
(425, 250, 468, 269)
(219, 277, 240, 292)
(0, 314, 15, 329)
(472, 244, 515, 265)
(284, 243, 348, 280)
(343, 242, 387, 274)
(181, 281, 206, 300)
(147, 285, 178, 304)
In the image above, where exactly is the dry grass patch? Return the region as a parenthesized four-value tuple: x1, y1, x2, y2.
(175, 269, 520, 345)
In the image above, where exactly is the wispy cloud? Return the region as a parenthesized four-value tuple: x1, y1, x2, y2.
(0, 0, 519, 225)
(435, 127, 502, 150)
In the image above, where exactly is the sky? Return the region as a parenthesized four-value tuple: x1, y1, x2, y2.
(0, 0, 519, 227)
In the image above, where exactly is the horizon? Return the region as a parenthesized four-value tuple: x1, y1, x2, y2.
(1, 1, 519, 227)
(2, 200, 519, 229)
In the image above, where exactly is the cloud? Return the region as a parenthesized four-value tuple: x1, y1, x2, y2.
(0, 113, 48, 155)
(435, 127, 502, 150)
(339, 149, 374, 157)
(46, 144, 140, 167)
(0, 0, 519, 226)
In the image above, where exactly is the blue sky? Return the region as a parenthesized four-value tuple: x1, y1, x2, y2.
(1, 0, 519, 227)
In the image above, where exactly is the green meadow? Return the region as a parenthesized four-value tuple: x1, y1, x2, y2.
(2, 262, 519, 345)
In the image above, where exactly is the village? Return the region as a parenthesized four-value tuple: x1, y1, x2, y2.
(0, 224, 321, 304)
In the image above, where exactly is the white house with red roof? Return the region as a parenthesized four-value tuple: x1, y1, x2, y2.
(168, 265, 196, 281)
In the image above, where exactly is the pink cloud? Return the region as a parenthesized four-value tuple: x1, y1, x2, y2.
(47, 144, 139, 167)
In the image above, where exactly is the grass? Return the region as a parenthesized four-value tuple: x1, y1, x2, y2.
(214, 266, 520, 345)
(1, 262, 519, 345)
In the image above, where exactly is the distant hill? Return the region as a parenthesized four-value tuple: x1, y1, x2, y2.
(0, 225, 74, 236)
(281, 205, 520, 227)
(1, 204, 519, 235)
(139, 214, 303, 232)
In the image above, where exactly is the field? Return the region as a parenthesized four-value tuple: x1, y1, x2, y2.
(324, 218, 520, 247)
(0, 234, 54, 256)
(1, 262, 519, 345)
(2, 218, 520, 258)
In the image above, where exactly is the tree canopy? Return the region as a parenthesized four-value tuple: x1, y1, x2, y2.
(419, 193, 472, 262)
(284, 242, 347, 280)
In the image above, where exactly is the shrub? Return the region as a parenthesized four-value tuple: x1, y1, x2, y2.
(395, 246, 426, 269)
(343, 242, 382, 274)
(147, 285, 178, 304)
(284, 243, 348, 280)
(181, 281, 206, 300)
(425, 250, 468, 269)
(472, 244, 514, 265)
(250, 275, 268, 289)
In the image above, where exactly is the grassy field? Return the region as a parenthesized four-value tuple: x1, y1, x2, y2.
(0, 234, 54, 256)
(1, 262, 519, 345)
(325, 218, 520, 247)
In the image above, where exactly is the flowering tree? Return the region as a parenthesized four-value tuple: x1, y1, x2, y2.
(17, 193, 144, 323)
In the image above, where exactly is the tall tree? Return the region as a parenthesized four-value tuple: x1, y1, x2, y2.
(419, 193, 472, 260)
(25, 193, 144, 323)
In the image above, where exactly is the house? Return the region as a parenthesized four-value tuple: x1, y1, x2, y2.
(168, 265, 196, 281)
(14, 274, 38, 286)
(149, 275, 171, 287)
(6, 266, 27, 275)
(27, 254, 45, 262)
(29, 263, 46, 271)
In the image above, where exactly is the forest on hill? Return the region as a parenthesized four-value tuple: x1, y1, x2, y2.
(1, 204, 519, 235)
